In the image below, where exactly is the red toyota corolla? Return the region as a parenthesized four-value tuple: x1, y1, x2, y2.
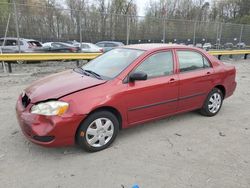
(16, 44, 237, 152)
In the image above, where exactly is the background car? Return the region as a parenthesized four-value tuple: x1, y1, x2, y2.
(0, 37, 42, 53)
(95, 41, 124, 52)
(41, 42, 80, 53)
(224, 42, 234, 49)
(214, 43, 223, 49)
(203, 43, 212, 50)
(195, 43, 203, 48)
(80, 42, 103, 53)
(236, 42, 246, 49)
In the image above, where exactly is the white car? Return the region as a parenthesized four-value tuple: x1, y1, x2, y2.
(80, 43, 103, 53)
(203, 43, 212, 50)
(195, 43, 203, 48)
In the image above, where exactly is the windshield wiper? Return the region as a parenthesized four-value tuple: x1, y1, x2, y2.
(73, 67, 90, 76)
(84, 69, 103, 80)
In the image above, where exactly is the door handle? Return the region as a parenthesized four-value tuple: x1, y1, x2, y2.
(168, 78, 176, 83)
(206, 71, 211, 75)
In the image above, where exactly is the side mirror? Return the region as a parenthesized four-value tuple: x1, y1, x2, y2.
(129, 71, 147, 82)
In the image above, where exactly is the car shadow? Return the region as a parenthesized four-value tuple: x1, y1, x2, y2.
(18, 111, 200, 157)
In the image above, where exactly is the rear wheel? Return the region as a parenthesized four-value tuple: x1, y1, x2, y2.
(76, 111, 119, 152)
(200, 88, 223, 116)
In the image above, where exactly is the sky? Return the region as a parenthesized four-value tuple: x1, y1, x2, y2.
(136, 0, 150, 16)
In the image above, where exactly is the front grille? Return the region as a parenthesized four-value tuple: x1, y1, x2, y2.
(33, 136, 55, 142)
(21, 93, 30, 108)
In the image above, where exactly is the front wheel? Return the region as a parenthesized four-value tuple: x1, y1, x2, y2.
(76, 111, 119, 152)
(200, 88, 223, 117)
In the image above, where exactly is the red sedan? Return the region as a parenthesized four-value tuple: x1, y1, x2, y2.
(16, 44, 237, 152)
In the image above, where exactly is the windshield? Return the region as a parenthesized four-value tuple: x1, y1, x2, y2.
(82, 48, 144, 79)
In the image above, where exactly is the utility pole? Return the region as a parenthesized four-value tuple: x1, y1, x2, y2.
(1, 13, 11, 73)
(239, 25, 244, 43)
(163, 18, 166, 43)
(126, 15, 130, 45)
(162, 4, 167, 43)
(193, 21, 197, 45)
(13, 0, 21, 53)
(79, 11, 82, 44)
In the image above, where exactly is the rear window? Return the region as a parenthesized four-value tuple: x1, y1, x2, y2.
(28, 41, 42, 47)
(81, 44, 90, 48)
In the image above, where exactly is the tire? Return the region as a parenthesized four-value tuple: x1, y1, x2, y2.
(16, 60, 26, 64)
(200, 88, 223, 117)
(76, 111, 119, 152)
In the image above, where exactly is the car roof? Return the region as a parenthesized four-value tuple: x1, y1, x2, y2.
(0, 37, 38, 41)
(96, 41, 124, 44)
(121, 43, 196, 51)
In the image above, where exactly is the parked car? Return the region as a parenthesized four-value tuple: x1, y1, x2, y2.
(0, 37, 42, 53)
(0, 37, 43, 64)
(224, 43, 234, 49)
(214, 43, 223, 49)
(41, 42, 80, 53)
(203, 43, 212, 50)
(80, 42, 103, 53)
(16, 44, 237, 152)
(95, 41, 124, 52)
(195, 43, 202, 48)
(236, 42, 246, 49)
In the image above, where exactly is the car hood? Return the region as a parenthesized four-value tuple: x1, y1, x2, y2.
(25, 70, 106, 103)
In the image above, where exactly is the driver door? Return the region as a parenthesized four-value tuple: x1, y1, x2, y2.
(124, 50, 179, 125)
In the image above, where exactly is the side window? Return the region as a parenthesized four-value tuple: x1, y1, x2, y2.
(134, 51, 173, 78)
(105, 43, 116, 47)
(5, 40, 17, 46)
(0, 39, 4, 46)
(177, 51, 210, 72)
(81, 44, 90, 48)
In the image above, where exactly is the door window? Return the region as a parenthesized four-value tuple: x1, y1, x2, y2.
(134, 51, 174, 78)
(5, 40, 17, 46)
(105, 43, 117, 47)
(177, 51, 211, 72)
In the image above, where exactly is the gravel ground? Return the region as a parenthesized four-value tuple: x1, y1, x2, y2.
(0, 59, 250, 188)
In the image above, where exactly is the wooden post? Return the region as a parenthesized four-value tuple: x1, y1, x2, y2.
(244, 54, 248, 60)
(7, 62, 12, 73)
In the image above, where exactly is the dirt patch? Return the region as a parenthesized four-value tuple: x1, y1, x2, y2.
(0, 59, 249, 188)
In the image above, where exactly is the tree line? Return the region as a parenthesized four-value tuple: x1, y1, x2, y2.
(0, 0, 250, 44)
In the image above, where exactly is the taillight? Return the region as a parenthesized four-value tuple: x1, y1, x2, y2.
(100, 48, 104, 53)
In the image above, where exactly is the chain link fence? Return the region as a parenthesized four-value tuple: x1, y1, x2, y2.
(1, 2, 250, 47)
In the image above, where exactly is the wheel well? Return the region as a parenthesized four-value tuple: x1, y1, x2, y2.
(88, 106, 123, 130)
(215, 85, 226, 98)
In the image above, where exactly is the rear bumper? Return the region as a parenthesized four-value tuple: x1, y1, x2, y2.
(16, 95, 85, 147)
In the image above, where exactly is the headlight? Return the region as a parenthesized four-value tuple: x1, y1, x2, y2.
(31, 101, 69, 116)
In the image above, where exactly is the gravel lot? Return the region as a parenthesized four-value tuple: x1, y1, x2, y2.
(0, 59, 250, 188)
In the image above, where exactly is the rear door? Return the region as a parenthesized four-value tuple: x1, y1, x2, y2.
(176, 50, 214, 111)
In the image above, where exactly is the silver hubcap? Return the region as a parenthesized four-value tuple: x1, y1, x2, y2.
(86, 118, 114, 148)
(208, 93, 222, 113)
